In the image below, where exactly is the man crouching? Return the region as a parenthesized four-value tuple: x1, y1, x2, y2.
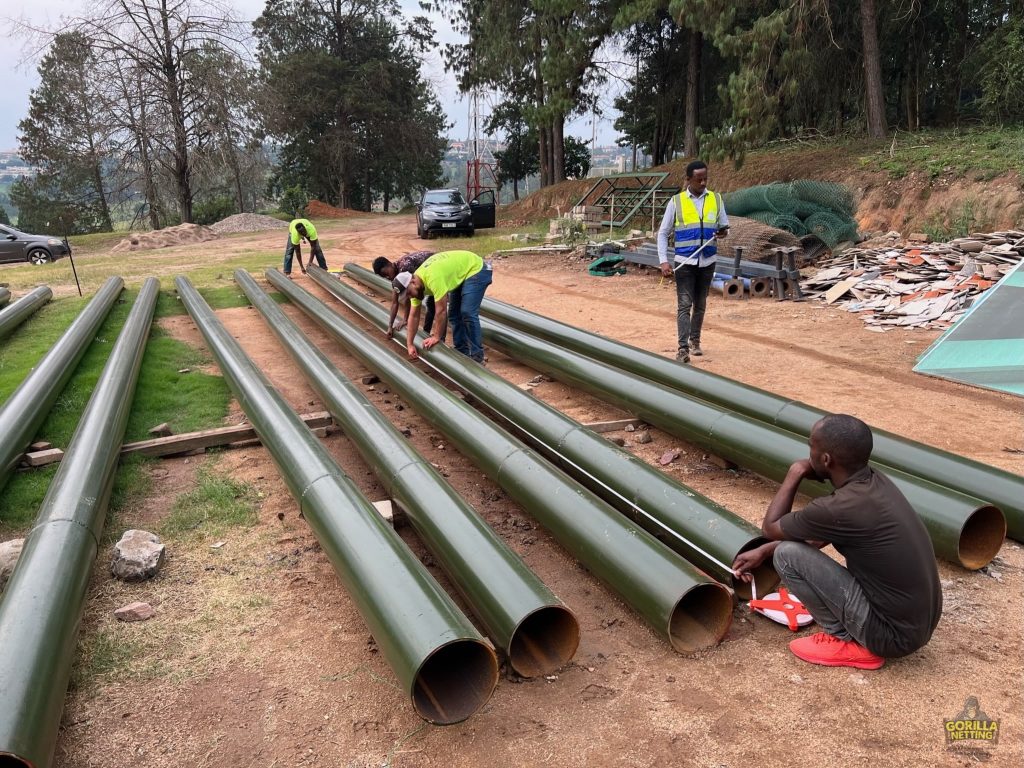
(733, 414, 942, 669)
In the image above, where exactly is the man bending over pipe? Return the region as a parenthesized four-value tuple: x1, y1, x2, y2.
(371, 251, 439, 340)
(395, 250, 493, 363)
(732, 414, 941, 669)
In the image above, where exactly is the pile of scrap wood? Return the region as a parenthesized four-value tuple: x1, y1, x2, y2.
(801, 230, 1024, 331)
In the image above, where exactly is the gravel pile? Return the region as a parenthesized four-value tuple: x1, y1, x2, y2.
(209, 213, 289, 234)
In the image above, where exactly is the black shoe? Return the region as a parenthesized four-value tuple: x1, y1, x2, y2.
(675, 351, 690, 363)
(689, 341, 703, 356)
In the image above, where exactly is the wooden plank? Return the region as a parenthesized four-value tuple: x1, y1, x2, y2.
(21, 448, 64, 467)
(585, 418, 645, 434)
(120, 411, 333, 458)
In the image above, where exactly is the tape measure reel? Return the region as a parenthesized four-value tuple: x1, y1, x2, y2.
(749, 586, 815, 631)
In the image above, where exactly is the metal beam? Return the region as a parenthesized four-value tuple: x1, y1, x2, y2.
(331, 265, 778, 599)
(0, 286, 52, 340)
(292, 267, 734, 653)
(470, 293, 1024, 544)
(0, 278, 123, 493)
(174, 277, 497, 724)
(235, 269, 578, 677)
(0, 278, 158, 768)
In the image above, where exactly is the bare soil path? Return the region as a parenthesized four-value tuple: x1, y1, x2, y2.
(56, 217, 1022, 768)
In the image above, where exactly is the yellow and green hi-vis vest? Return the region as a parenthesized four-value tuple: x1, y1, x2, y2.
(673, 191, 719, 263)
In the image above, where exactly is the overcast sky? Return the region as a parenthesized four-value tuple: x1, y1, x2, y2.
(0, 0, 622, 152)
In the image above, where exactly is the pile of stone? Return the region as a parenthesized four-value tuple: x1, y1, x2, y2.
(801, 230, 1024, 331)
(209, 213, 289, 234)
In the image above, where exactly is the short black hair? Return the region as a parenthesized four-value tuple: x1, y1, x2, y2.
(371, 256, 391, 276)
(814, 414, 873, 469)
(295, 222, 307, 234)
(685, 160, 708, 178)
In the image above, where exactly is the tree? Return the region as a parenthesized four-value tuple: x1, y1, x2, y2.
(255, 0, 448, 210)
(859, 0, 888, 137)
(440, 0, 618, 187)
(0, 205, 10, 226)
(17, 31, 114, 232)
(563, 136, 592, 179)
(66, 0, 249, 223)
(487, 101, 540, 200)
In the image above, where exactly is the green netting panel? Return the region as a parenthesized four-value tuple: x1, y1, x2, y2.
(771, 214, 809, 236)
(804, 211, 858, 248)
(789, 180, 856, 216)
(745, 211, 778, 226)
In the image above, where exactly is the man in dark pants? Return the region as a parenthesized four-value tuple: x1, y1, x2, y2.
(732, 414, 942, 669)
(657, 160, 729, 362)
(283, 218, 327, 276)
(372, 252, 438, 340)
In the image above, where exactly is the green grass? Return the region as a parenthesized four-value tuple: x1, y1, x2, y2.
(74, 626, 145, 687)
(423, 221, 552, 258)
(858, 127, 1024, 180)
(160, 467, 259, 540)
(67, 231, 129, 253)
(0, 288, 232, 531)
(921, 198, 993, 242)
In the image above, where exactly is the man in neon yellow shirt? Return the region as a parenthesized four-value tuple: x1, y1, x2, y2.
(284, 218, 327, 276)
(394, 250, 493, 362)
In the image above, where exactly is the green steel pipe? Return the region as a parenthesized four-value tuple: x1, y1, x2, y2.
(0, 286, 9, 308)
(474, 317, 1004, 570)
(175, 276, 497, 723)
(468, 292, 1024, 544)
(319, 267, 777, 599)
(292, 267, 734, 653)
(0, 277, 123, 493)
(0, 278, 158, 768)
(235, 270, 578, 677)
(0, 286, 52, 340)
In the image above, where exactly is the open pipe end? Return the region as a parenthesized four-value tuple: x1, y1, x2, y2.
(725, 282, 741, 297)
(0, 753, 32, 768)
(732, 540, 782, 601)
(958, 504, 1006, 570)
(667, 582, 734, 654)
(751, 278, 770, 297)
(411, 639, 499, 725)
(508, 605, 581, 678)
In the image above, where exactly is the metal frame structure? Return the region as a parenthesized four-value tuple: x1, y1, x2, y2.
(573, 172, 679, 228)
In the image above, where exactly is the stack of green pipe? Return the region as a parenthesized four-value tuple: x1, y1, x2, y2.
(0, 286, 52, 340)
(0, 278, 122, 492)
(285, 268, 734, 654)
(0, 278, 158, 768)
(175, 277, 498, 724)
(323, 265, 778, 598)
(472, 295, 1024, 543)
(234, 269, 579, 677)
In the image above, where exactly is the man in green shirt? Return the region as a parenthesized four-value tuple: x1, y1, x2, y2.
(284, 218, 327, 276)
(394, 250, 493, 362)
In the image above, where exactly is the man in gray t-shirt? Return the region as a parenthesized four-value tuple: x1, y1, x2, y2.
(732, 414, 942, 669)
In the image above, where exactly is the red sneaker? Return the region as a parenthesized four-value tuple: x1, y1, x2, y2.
(789, 632, 885, 670)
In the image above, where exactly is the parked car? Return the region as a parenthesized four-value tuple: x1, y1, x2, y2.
(416, 188, 496, 239)
(0, 224, 71, 265)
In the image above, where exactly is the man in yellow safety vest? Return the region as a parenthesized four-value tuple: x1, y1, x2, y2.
(657, 160, 729, 363)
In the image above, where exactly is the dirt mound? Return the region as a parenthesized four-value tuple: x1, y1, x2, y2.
(306, 200, 367, 219)
(110, 223, 220, 253)
(501, 179, 593, 222)
(209, 213, 288, 234)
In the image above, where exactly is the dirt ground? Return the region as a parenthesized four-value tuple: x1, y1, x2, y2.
(54, 217, 1022, 767)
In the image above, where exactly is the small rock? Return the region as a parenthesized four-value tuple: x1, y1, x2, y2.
(635, 431, 652, 445)
(940, 579, 953, 590)
(659, 449, 681, 466)
(111, 530, 166, 582)
(0, 538, 26, 592)
(148, 423, 173, 437)
(665, 675, 675, 683)
(607, 436, 626, 447)
(907, 233, 931, 243)
(210, 541, 226, 549)
(361, 375, 380, 385)
(395, 404, 404, 411)
(530, 375, 545, 384)
(625, 424, 635, 432)
(849, 673, 868, 685)
(114, 602, 156, 622)
(790, 674, 804, 685)
(401, 428, 412, 437)
(177, 368, 192, 374)
(987, 569, 1002, 581)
